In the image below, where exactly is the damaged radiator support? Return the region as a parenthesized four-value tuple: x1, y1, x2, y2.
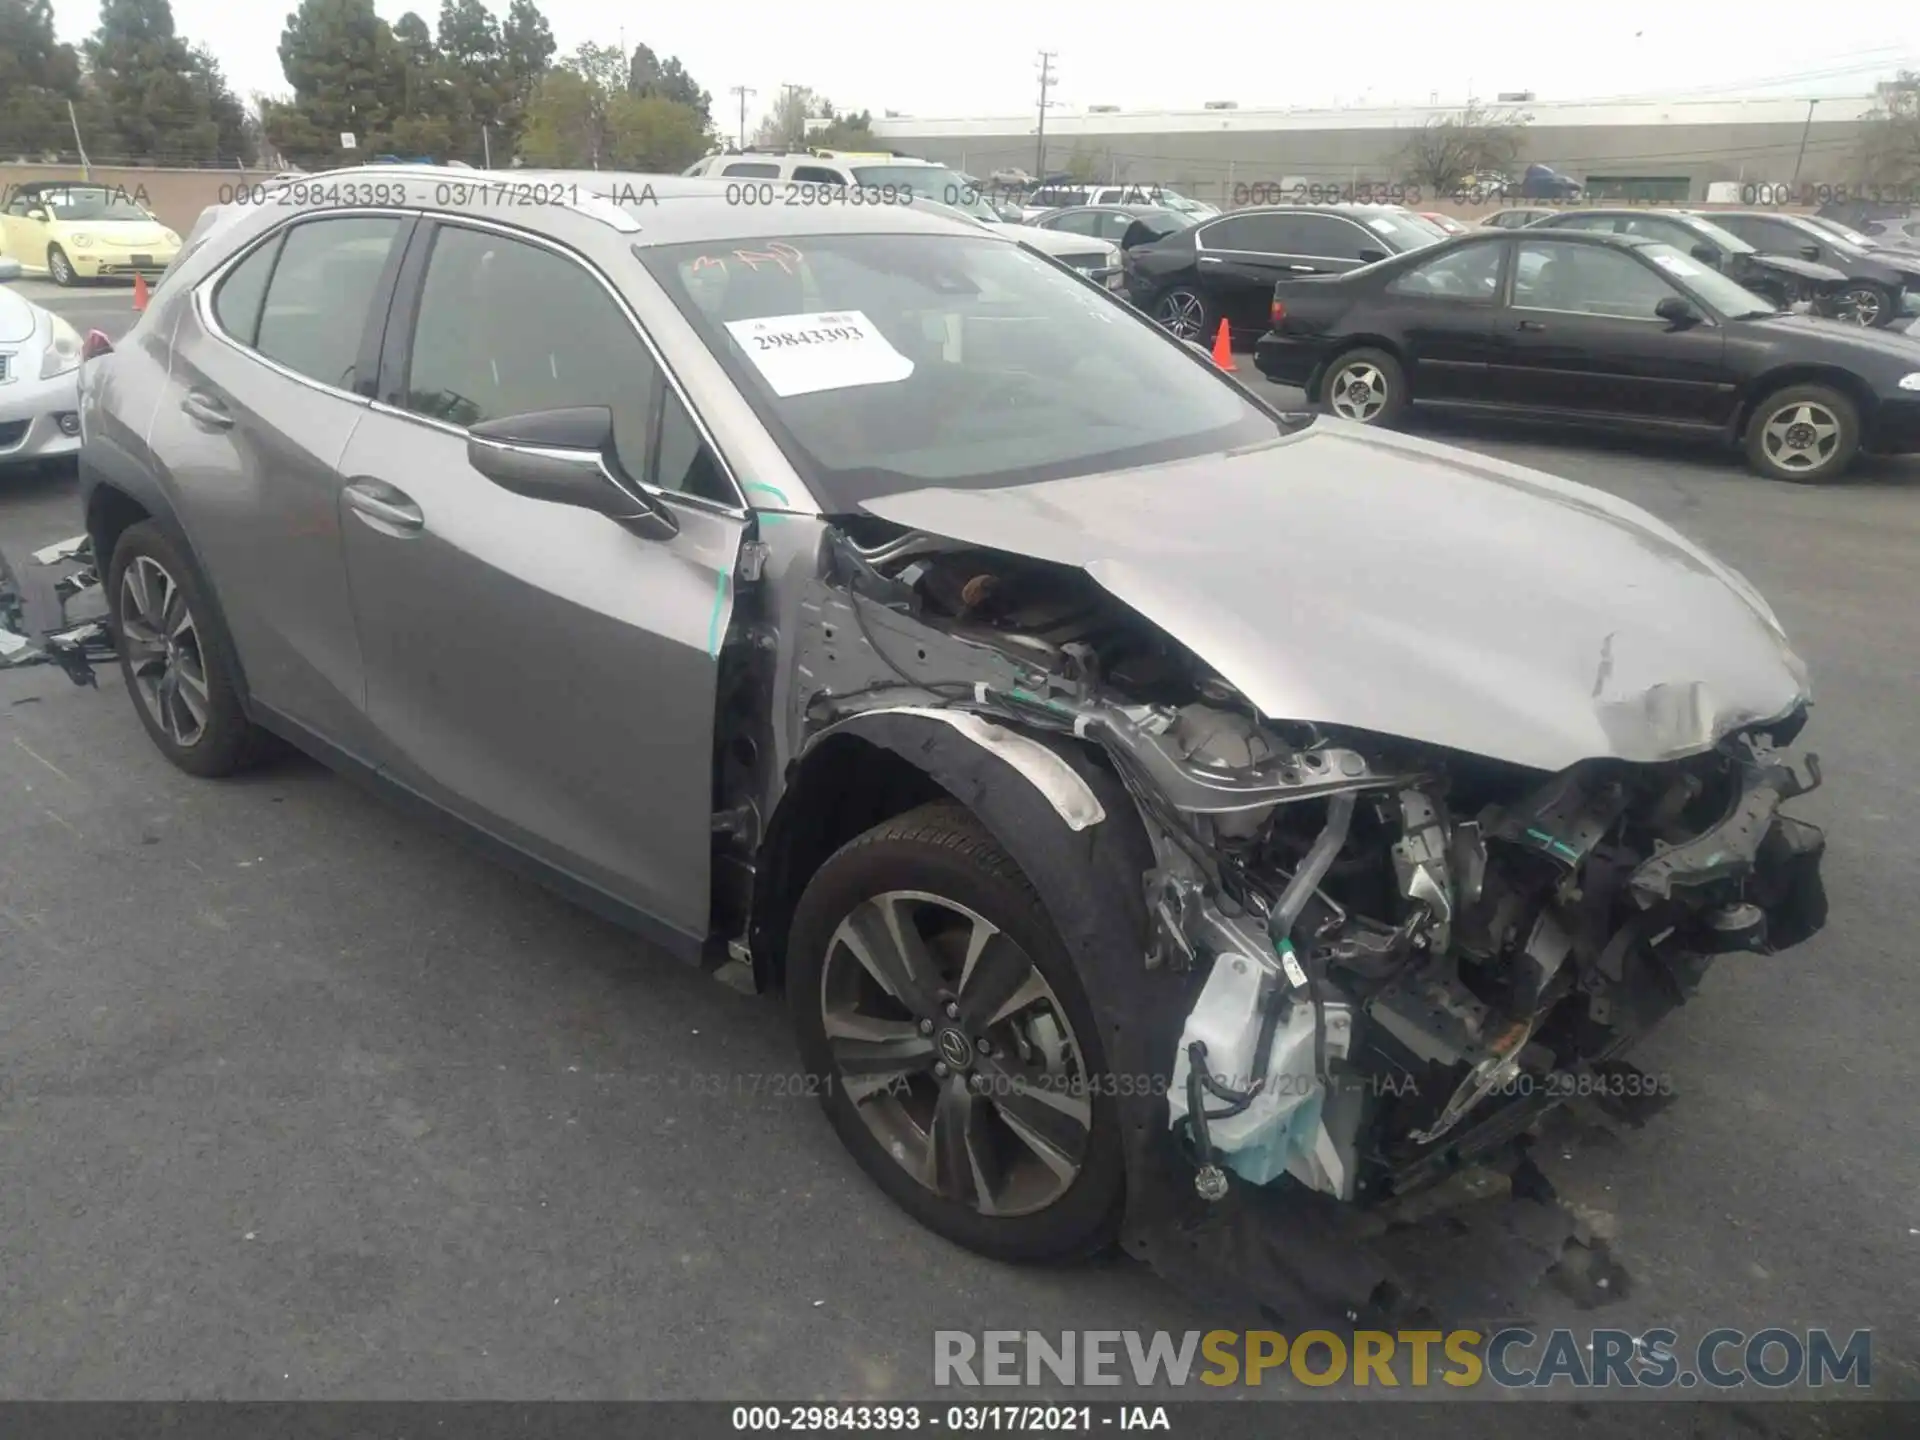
(0, 536, 112, 686)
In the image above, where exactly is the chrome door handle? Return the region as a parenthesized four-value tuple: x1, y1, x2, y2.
(1198, 255, 1224, 264)
(343, 481, 424, 533)
(1288, 264, 1317, 272)
(180, 391, 232, 429)
(1517, 319, 1546, 332)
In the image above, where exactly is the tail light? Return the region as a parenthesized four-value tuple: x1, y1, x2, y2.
(82, 330, 114, 362)
(1270, 297, 1287, 329)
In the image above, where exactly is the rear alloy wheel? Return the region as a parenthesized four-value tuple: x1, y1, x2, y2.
(108, 521, 269, 776)
(1837, 283, 1893, 328)
(1153, 287, 1211, 342)
(788, 802, 1123, 1262)
(1321, 347, 1409, 426)
(47, 244, 77, 287)
(1744, 384, 1860, 484)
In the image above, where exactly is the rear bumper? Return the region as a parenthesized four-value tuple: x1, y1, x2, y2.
(0, 369, 81, 466)
(1252, 332, 1325, 388)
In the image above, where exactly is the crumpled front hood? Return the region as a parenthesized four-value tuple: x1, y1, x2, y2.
(1742, 252, 1849, 284)
(861, 421, 1810, 773)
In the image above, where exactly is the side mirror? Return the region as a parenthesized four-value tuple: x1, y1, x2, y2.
(1357, 247, 1388, 264)
(1800, 244, 1821, 261)
(1690, 243, 1722, 265)
(465, 407, 679, 541)
(0, 257, 20, 283)
(1655, 296, 1702, 327)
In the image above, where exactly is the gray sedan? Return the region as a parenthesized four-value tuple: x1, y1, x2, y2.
(35, 167, 1829, 1318)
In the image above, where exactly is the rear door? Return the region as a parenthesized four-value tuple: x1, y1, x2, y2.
(1199, 211, 1390, 336)
(1489, 238, 1733, 424)
(1372, 238, 1507, 401)
(336, 217, 749, 945)
(149, 211, 412, 759)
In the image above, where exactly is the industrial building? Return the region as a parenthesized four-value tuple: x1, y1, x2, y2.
(869, 94, 1884, 205)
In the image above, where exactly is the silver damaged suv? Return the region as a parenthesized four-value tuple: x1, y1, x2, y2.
(13, 168, 1830, 1317)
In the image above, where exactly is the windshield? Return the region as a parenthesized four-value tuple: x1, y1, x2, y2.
(41, 189, 152, 222)
(1638, 243, 1780, 316)
(1806, 216, 1874, 247)
(639, 233, 1280, 509)
(1677, 214, 1754, 254)
(1357, 209, 1448, 248)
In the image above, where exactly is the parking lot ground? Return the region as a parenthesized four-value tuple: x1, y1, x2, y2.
(2, 330, 1918, 1423)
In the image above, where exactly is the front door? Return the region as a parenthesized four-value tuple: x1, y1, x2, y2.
(1198, 211, 1386, 338)
(337, 219, 748, 943)
(1489, 239, 1733, 425)
(1374, 237, 1508, 401)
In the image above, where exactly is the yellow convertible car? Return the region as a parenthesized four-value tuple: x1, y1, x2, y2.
(0, 182, 180, 286)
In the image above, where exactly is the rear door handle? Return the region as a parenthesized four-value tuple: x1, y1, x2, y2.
(343, 480, 424, 534)
(1288, 264, 1317, 272)
(1198, 255, 1224, 265)
(180, 391, 232, 429)
(1517, 319, 1547, 332)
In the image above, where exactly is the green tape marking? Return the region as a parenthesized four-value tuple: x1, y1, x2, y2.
(1526, 827, 1581, 862)
(706, 569, 730, 657)
(744, 481, 790, 505)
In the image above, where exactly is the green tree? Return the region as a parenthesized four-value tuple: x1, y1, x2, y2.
(84, 0, 217, 162)
(186, 44, 255, 163)
(498, 0, 555, 154)
(627, 42, 710, 129)
(1858, 71, 1920, 190)
(0, 0, 82, 159)
(809, 101, 875, 151)
(1397, 100, 1530, 192)
(518, 45, 706, 171)
(271, 0, 402, 167)
(435, 0, 507, 163)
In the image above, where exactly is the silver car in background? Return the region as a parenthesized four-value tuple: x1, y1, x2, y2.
(0, 257, 84, 470)
(49, 168, 1829, 1321)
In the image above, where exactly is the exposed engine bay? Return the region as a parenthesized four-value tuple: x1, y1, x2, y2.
(790, 518, 1831, 1209)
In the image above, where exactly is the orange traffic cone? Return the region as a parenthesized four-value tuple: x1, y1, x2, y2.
(1210, 318, 1235, 371)
(132, 274, 149, 312)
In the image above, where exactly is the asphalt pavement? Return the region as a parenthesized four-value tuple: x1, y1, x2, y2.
(2, 288, 1917, 1429)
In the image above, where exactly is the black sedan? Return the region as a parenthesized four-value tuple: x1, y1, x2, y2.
(1028, 203, 1190, 250)
(1528, 208, 1852, 315)
(1702, 210, 1920, 329)
(1252, 228, 1920, 483)
(1123, 204, 1445, 345)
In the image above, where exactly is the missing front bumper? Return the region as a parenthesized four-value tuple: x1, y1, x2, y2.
(0, 536, 112, 685)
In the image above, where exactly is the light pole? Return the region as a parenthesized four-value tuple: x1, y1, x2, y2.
(1791, 98, 1819, 189)
(1034, 51, 1058, 179)
(729, 85, 756, 151)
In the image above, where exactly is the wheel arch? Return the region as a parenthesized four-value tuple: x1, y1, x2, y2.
(1307, 335, 1406, 402)
(1734, 365, 1880, 444)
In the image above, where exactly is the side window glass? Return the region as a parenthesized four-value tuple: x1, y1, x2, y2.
(791, 166, 845, 185)
(723, 162, 779, 178)
(1388, 241, 1503, 299)
(1049, 211, 1100, 236)
(254, 216, 403, 389)
(1514, 241, 1677, 317)
(1295, 217, 1374, 259)
(402, 225, 662, 489)
(1095, 212, 1134, 241)
(655, 390, 734, 505)
(210, 233, 283, 347)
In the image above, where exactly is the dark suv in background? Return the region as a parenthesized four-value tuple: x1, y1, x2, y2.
(1708, 210, 1920, 328)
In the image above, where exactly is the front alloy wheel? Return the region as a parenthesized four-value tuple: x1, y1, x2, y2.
(48, 245, 77, 287)
(120, 554, 210, 749)
(820, 889, 1092, 1218)
(788, 802, 1124, 1261)
(1744, 383, 1859, 483)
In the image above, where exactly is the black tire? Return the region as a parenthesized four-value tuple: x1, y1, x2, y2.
(1838, 282, 1896, 329)
(788, 801, 1125, 1263)
(1742, 383, 1860, 484)
(1151, 286, 1214, 345)
(1319, 346, 1410, 426)
(47, 244, 77, 287)
(107, 520, 269, 777)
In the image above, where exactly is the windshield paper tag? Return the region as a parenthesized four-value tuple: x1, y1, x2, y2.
(723, 310, 914, 397)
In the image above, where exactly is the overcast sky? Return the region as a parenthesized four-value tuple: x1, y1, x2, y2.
(46, 0, 1920, 133)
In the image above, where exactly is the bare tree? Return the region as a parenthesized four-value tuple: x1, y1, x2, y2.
(1398, 101, 1530, 192)
(1856, 70, 1920, 191)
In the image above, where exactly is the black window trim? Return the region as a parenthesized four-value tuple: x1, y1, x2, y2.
(369, 212, 749, 520)
(194, 207, 417, 405)
(1197, 209, 1379, 259)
